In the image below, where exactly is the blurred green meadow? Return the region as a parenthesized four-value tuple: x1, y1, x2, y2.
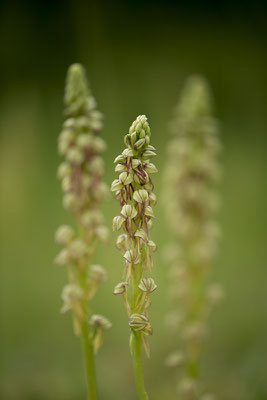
(1, 1, 267, 399)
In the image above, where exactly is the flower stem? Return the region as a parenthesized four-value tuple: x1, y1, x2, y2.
(130, 331, 149, 400)
(80, 319, 98, 400)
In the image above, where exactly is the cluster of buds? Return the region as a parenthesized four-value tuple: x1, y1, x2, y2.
(163, 76, 224, 399)
(57, 63, 108, 243)
(55, 64, 111, 350)
(111, 115, 158, 356)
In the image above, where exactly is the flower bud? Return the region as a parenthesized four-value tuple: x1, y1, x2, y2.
(134, 138, 146, 150)
(142, 150, 156, 160)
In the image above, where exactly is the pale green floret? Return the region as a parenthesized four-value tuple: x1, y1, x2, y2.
(90, 314, 112, 330)
(112, 215, 126, 231)
(57, 162, 72, 179)
(89, 264, 107, 282)
(133, 189, 149, 203)
(147, 240, 157, 251)
(119, 171, 133, 185)
(129, 313, 152, 335)
(95, 226, 109, 243)
(165, 351, 185, 368)
(76, 133, 93, 148)
(111, 179, 123, 192)
(144, 206, 154, 218)
(134, 229, 148, 242)
(121, 204, 138, 219)
(176, 378, 198, 398)
(138, 278, 157, 293)
(116, 234, 127, 250)
(61, 283, 83, 313)
(113, 281, 128, 295)
(61, 176, 72, 192)
(55, 225, 74, 244)
(123, 249, 140, 264)
(54, 248, 69, 266)
(68, 238, 88, 260)
(62, 192, 76, 210)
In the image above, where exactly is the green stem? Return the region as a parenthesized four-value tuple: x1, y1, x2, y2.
(130, 332, 149, 400)
(80, 319, 98, 400)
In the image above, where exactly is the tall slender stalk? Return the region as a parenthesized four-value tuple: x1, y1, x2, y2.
(111, 115, 158, 400)
(163, 76, 224, 400)
(80, 320, 97, 400)
(55, 63, 111, 399)
(130, 332, 149, 400)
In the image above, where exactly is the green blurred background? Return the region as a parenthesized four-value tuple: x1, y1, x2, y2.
(1, 1, 267, 399)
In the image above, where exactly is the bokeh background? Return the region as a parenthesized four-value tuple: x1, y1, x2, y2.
(1, 1, 267, 399)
